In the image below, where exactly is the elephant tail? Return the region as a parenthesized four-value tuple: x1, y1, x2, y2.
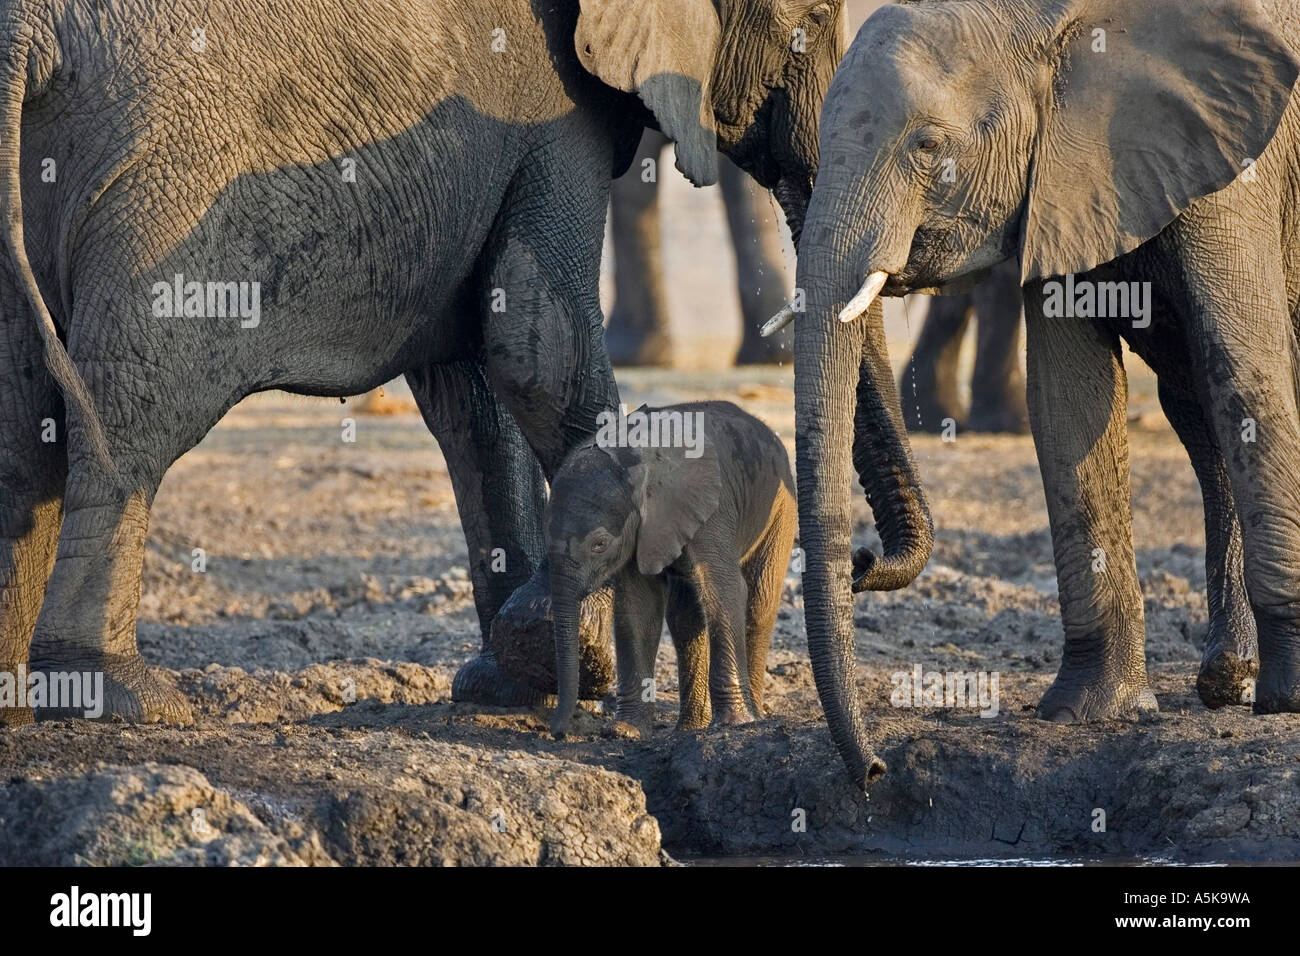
(0, 12, 118, 481)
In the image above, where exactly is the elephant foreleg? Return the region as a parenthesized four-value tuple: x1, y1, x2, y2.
(1024, 284, 1155, 721)
(612, 573, 667, 736)
(407, 359, 550, 706)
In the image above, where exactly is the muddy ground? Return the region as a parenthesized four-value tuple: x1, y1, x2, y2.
(3, 353, 1299, 866)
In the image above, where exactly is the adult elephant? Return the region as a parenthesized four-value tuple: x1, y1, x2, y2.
(0, 0, 847, 723)
(779, 0, 1299, 786)
(605, 130, 795, 366)
(899, 260, 1028, 435)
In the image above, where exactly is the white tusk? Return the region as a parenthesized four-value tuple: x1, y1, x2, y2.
(760, 305, 796, 338)
(838, 271, 889, 324)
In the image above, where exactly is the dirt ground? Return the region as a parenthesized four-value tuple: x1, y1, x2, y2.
(3, 351, 1299, 865)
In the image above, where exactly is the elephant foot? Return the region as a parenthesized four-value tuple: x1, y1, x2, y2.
(480, 571, 614, 703)
(0, 704, 34, 727)
(29, 652, 192, 724)
(0, 660, 34, 726)
(1252, 613, 1300, 713)
(604, 323, 674, 367)
(968, 395, 1031, 434)
(451, 651, 549, 707)
(710, 702, 755, 727)
(1196, 617, 1259, 709)
(1037, 670, 1157, 722)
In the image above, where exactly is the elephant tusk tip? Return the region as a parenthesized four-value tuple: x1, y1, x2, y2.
(760, 306, 795, 338)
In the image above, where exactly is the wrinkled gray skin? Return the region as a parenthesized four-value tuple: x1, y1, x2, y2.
(0, 0, 845, 724)
(546, 402, 796, 736)
(900, 259, 1028, 434)
(606, 130, 794, 366)
(795, 0, 1300, 786)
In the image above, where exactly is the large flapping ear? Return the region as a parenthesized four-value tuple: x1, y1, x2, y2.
(622, 423, 722, 576)
(1020, 0, 1299, 281)
(575, 0, 721, 186)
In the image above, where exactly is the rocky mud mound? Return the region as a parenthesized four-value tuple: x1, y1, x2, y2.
(2, 368, 1298, 865)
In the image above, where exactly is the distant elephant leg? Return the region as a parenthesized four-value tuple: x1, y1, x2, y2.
(968, 263, 1029, 434)
(612, 573, 666, 736)
(1024, 287, 1154, 721)
(0, 301, 66, 727)
(407, 357, 548, 706)
(899, 293, 971, 433)
(1150, 371, 1256, 708)
(1164, 219, 1300, 713)
(605, 129, 673, 367)
(723, 158, 793, 366)
(665, 574, 710, 730)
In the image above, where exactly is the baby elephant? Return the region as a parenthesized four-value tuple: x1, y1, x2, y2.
(547, 401, 795, 736)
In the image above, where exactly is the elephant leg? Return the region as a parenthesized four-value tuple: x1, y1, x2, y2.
(695, 559, 755, 726)
(0, 305, 66, 727)
(738, 489, 796, 716)
(604, 129, 673, 367)
(723, 158, 793, 366)
(612, 573, 666, 736)
(1151, 374, 1257, 707)
(899, 293, 972, 433)
(967, 262, 1029, 434)
(476, 153, 621, 702)
(1165, 229, 1300, 713)
(27, 314, 226, 722)
(665, 574, 710, 730)
(1024, 290, 1155, 721)
(407, 358, 550, 706)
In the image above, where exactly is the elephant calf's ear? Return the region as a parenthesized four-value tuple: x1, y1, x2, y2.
(629, 439, 722, 576)
(1020, 0, 1300, 282)
(575, 0, 721, 187)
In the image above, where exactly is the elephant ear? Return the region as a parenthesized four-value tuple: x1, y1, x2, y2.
(624, 424, 722, 576)
(575, 0, 721, 187)
(1020, 0, 1299, 282)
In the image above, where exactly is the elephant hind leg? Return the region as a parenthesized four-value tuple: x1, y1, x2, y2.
(739, 486, 797, 716)
(0, 307, 67, 726)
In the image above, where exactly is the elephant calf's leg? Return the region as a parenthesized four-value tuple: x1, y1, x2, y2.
(666, 576, 710, 730)
(612, 574, 666, 736)
(696, 561, 755, 726)
(738, 489, 797, 716)
(1025, 296, 1155, 721)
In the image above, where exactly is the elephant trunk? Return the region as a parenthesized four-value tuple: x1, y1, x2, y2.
(549, 562, 585, 736)
(794, 179, 933, 788)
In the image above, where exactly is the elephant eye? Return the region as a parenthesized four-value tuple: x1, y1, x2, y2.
(917, 136, 941, 151)
(591, 535, 611, 554)
(807, 3, 833, 28)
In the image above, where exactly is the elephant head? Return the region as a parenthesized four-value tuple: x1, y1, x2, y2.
(784, 0, 1299, 787)
(547, 430, 721, 735)
(574, 0, 848, 242)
